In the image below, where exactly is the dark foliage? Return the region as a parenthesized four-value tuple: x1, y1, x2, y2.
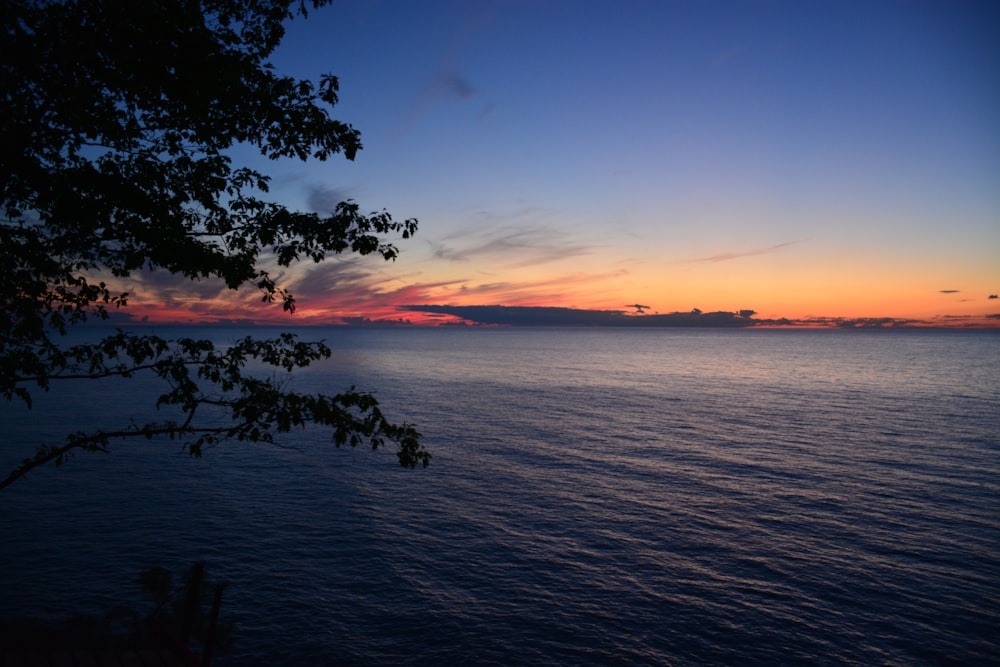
(1, 0, 428, 489)
(0, 562, 232, 657)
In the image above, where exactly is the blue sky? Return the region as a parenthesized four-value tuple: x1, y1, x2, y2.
(138, 0, 1000, 325)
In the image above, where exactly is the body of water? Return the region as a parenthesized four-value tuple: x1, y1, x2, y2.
(2, 327, 998, 665)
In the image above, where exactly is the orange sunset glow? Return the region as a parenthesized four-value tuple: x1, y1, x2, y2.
(107, 1, 996, 330)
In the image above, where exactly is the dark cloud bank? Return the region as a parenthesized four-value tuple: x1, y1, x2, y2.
(399, 305, 758, 327)
(397, 306, 1000, 329)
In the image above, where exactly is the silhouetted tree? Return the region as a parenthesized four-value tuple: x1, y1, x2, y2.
(0, 0, 428, 490)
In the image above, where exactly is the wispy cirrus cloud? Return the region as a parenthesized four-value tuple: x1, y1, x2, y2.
(305, 184, 353, 214)
(116, 247, 626, 324)
(288, 261, 632, 323)
(394, 4, 500, 135)
(122, 268, 232, 313)
(396, 52, 496, 137)
(102, 253, 1000, 329)
(427, 223, 597, 268)
(713, 46, 745, 68)
(412, 268, 632, 312)
(278, 259, 477, 323)
(292, 260, 460, 303)
(684, 239, 808, 264)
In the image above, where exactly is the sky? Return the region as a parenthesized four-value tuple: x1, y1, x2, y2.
(127, 0, 999, 327)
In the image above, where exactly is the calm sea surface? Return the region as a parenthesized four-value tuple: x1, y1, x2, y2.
(2, 327, 998, 665)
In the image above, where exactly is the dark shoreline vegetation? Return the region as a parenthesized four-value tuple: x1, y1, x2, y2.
(1, 562, 231, 661)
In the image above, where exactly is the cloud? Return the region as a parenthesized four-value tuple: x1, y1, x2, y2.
(125, 268, 231, 304)
(713, 46, 745, 68)
(684, 239, 807, 264)
(290, 260, 381, 299)
(438, 67, 475, 100)
(397, 61, 494, 135)
(440, 267, 637, 315)
(939, 289, 960, 294)
(779, 314, 1000, 329)
(106, 253, 1000, 329)
(279, 258, 472, 323)
(116, 236, 627, 325)
(428, 223, 597, 268)
(305, 184, 352, 214)
(299, 263, 632, 322)
(398, 305, 758, 327)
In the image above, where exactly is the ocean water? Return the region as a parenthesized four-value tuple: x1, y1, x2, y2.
(1, 327, 998, 665)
